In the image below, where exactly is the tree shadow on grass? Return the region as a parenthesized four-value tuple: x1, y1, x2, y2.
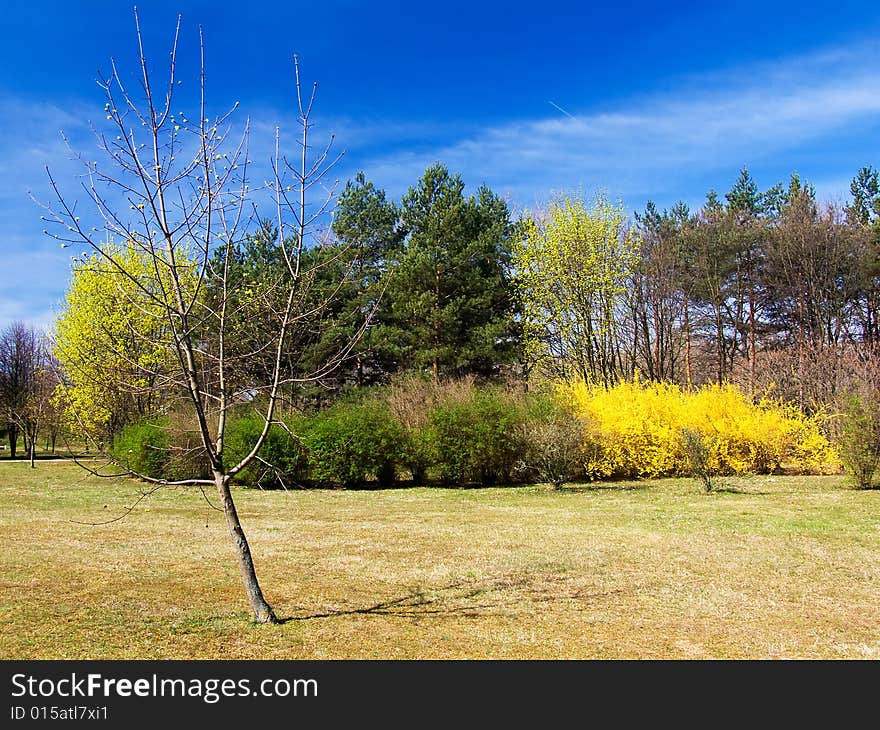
(711, 486, 769, 495)
(708, 481, 771, 495)
(279, 581, 497, 622)
(278, 571, 631, 623)
(559, 481, 649, 494)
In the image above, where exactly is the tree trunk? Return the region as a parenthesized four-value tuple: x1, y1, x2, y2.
(26, 423, 37, 468)
(796, 299, 805, 409)
(433, 263, 441, 382)
(214, 472, 278, 624)
(683, 297, 692, 389)
(715, 305, 724, 385)
(9, 424, 17, 459)
(652, 299, 661, 378)
(748, 279, 756, 397)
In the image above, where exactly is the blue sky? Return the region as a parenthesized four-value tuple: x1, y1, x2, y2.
(1, 0, 878, 329)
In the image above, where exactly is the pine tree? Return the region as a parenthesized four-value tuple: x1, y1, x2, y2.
(328, 172, 404, 385)
(376, 163, 518, 380)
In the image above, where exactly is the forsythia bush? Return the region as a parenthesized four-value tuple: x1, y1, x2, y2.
(558, 378, 838, 479)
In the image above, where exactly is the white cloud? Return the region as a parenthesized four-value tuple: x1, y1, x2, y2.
(351, 42, 880, 208)
(1, 40, 878, 329)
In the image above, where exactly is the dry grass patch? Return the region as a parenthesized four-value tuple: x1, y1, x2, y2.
(1, 462, 879, 658)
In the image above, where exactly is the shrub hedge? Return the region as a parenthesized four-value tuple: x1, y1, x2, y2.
(110, 377, 841, 488)
(299, 400, 403, 488)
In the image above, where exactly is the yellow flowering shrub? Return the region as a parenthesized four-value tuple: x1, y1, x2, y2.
(558, 378, 838, 479)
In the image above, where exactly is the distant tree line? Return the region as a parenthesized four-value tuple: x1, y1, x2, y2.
(260, 162, 876, 412)
(5, 161, 876, 449)
(512, 165, 879, 410)
(624, 166, 879, 409)
(0, 322, 62, 462)
(211, 161, 879, 413)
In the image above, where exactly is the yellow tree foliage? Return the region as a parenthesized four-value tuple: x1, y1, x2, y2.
(53, 243, 192, 438)
(513, 193, 640, 385)
(558, 377, 839, 479)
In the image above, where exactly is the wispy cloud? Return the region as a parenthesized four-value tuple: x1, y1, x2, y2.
(351, 42, 880, 209)
(1, 40, 877, 329)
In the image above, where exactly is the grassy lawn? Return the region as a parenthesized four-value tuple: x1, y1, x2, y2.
(1, 461, 878, 659)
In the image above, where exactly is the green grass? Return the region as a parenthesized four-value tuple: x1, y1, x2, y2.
(1, 462, 879, 659)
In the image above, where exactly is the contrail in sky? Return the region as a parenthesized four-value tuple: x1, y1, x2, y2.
(548, 100, 577, 119)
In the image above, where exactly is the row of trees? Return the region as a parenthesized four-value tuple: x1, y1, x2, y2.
(626, 168, 879, 407)
(514, 167, 880, 408)
(206, 163, 880, 411)
(48, 163, 880, 439)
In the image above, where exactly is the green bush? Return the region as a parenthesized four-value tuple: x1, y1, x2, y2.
(835, 394, 880, 489)
(680, 427, 715, 492)
(223, 412, 308, 488)
(430, 389, 525, 485)
(398, 427, 437, 485)
(111, 418, 170, 479)
(161, 411, 212, 482)
(301, 399, 404, 488)
(517, 395, 585, 489)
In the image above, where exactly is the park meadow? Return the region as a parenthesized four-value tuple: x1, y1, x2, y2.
(2, 461, 879, 660)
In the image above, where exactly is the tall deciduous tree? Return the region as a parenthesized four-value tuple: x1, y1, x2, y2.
(38, 12, 352, 623)
(514, 193, 640, 385)
(54, 244, 182, 438)
(762, 184, 860, 406)
(632, 200, 692, 384)
(725, 166, 767, 394)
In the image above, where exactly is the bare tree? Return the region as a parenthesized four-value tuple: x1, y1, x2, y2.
(0, 322, 55, 466)
(36, 12, 359, 623)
